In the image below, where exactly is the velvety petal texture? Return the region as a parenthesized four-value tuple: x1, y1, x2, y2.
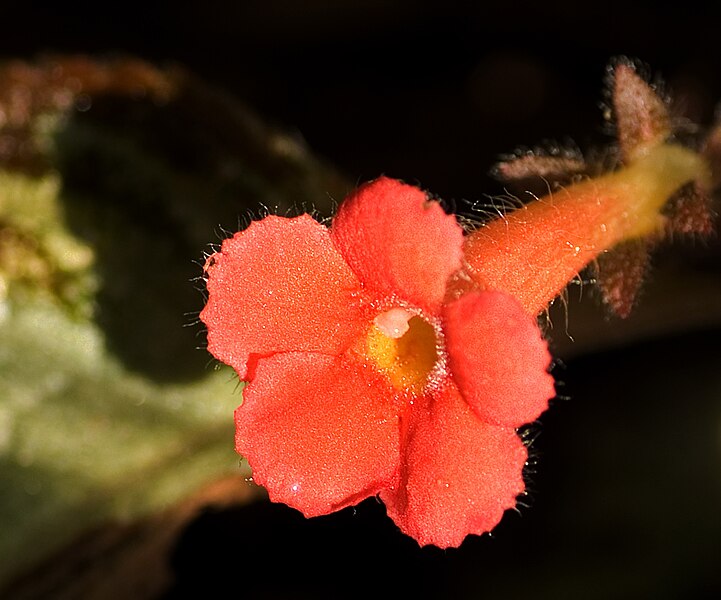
(381, 383, 528, 548)
(444, 291, 555, 427)
(236, 352, 402, 517)
(331, 176, 464, 313)
(201, 214, 367, 379)
(202, 176, 557, 548)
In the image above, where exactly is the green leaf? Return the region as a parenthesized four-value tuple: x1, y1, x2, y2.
(0, 279, 245, 585)
(0, 56, 348, 588)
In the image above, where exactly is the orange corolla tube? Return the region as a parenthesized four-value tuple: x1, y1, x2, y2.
(463, 143, 711, 315)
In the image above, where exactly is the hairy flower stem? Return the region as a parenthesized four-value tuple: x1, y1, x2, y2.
(462, 143, 711, 315)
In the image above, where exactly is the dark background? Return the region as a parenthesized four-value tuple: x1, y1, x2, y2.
(3, 2, 721, 598)
(6, 1, 721, 202)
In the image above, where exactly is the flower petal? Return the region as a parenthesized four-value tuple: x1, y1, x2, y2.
(443, 291, 555, 427)
(201, 214, 367, 379)
(331, 177, 464, 313)
(236, 352, 402, 517)
(381, 383, 527, 548)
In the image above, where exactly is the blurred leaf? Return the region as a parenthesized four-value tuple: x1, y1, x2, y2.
(0, 55, 349, 592)
(0, 293, 244, 585)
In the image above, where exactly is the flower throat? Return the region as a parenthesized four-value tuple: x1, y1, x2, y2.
(365, 308, 440, 393)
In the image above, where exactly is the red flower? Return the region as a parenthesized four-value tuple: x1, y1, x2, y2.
(201, 176, 555, 548)
(201, 60, 716, 549)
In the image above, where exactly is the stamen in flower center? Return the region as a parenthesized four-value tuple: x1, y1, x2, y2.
(374, 307, 412, 338)
(365, 308, 440, 393)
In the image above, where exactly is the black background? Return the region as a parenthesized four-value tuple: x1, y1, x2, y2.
(6, 1, 721, 202)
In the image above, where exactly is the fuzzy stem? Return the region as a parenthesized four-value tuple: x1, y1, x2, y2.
(463, 143, 710, 315)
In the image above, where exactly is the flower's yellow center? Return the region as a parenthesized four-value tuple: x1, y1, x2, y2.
(365, 308, 439, 393)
